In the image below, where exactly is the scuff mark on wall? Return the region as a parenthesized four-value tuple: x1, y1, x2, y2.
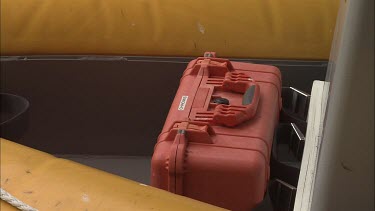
(23, 191, 33, 194)
(197, 22, 205, 34)
(55, 201, 62, 207)
(82, 193, 90, 203)
(341, 161, 353, 172)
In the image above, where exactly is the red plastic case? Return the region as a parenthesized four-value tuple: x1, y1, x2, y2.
(151, 53, 282, 211)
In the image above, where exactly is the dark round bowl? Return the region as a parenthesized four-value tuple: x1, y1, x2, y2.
(0, 93, 30, 141)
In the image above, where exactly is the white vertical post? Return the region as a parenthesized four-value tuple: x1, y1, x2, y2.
(309, 0, 374, 210)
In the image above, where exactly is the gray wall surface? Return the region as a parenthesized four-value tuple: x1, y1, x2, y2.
(311, 0, 374, 210)
(1, 57, 327, 155)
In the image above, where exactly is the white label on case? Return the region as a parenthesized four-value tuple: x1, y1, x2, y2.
(178, 96, 189, 111)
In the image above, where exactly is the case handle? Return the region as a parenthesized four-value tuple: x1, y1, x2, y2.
(213, 72, 261, 127)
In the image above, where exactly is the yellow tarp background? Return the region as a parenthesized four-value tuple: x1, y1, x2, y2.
(1, 0, 339, 59)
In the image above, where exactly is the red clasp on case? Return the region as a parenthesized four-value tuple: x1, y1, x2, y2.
(203, 52, 216, 58)
(167, 121, 215, 194)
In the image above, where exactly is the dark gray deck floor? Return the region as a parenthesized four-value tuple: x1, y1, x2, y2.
(58, 155, 273, 210)
(58, 155, 151, 184)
